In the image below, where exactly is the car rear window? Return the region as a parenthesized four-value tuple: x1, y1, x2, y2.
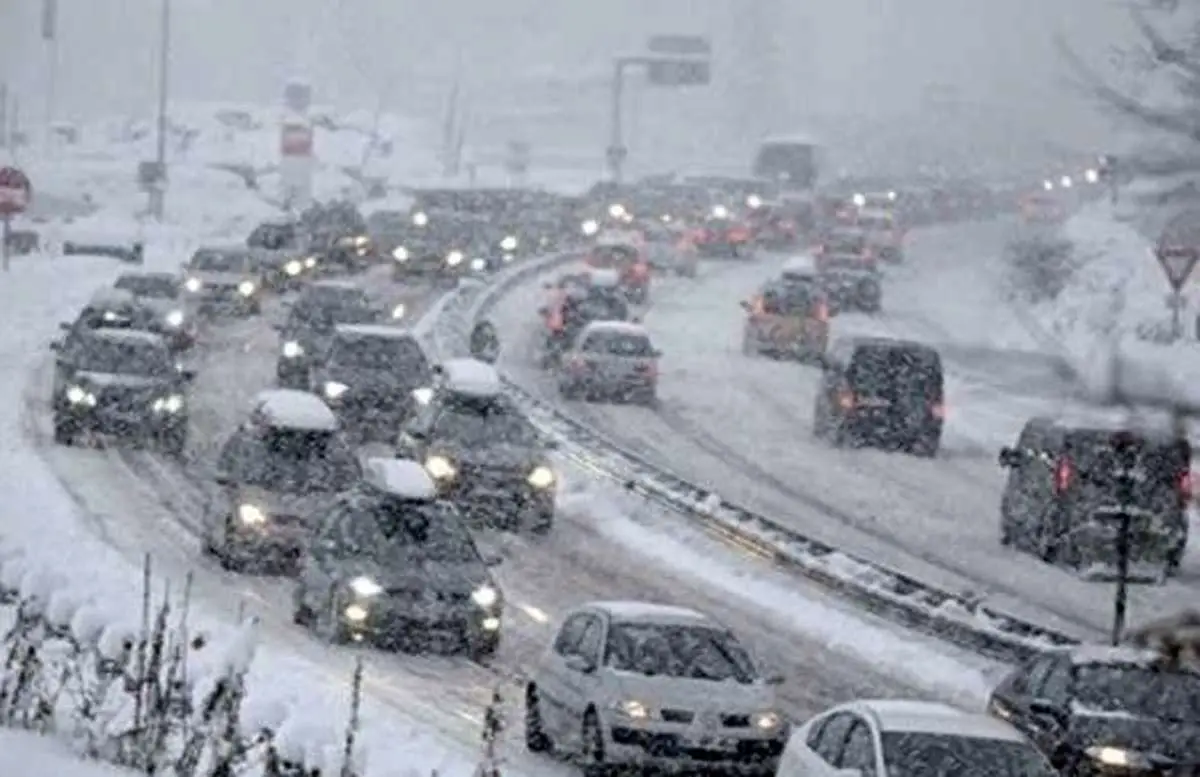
(591, 245, 638, 266)
(849, 346, 943, 399)
(763, 286, 814, 316)
(1068, 430, 1189, 491)
(583, 330, 654, 356)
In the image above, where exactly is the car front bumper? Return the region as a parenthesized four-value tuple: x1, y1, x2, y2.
(339, 595, 501, 649)
(607, 721, 785, 774)
(58, 403, 185, 436)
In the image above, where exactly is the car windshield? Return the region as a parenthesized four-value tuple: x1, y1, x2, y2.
(752, 143, 817, 189)
(331, 335, 430, 376)
(434, 403, 541, 448)
(764, 286, 815, 315)
(79, 304, 158, 330)
(344, 500, 477, 562)
(591, 245, 638, 267)
(75, 339, 172, 376)
(824, 234, 867, 254)
(605, 623, 758, 683)
(1075, 665, 1200, 722)
(570, 294, 629, 323)
(247, 224, 294, 249)
(367, 212, 409, 234)
(226, 430, 360, 493)
(849, 346, 942, 401)
(881, 732, 1056, 777)
(191, 251, 248, 273)
(292, 300, 378, 331)
(582, 330, 654, 357)
(114, 276, 178, 299)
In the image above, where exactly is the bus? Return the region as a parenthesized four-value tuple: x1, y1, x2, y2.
(752, 134, 820, 191)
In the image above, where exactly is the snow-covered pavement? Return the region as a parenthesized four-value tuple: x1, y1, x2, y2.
(491, 226, 1198, 647)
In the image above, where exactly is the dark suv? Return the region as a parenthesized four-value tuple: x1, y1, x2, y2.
(812, 337, 944, 456)
(275, 281, 381, 388)
(998, 418, 1190, 575)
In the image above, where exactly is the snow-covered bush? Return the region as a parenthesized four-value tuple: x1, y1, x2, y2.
(1003, 232, 1078, 303)
(0, 550, 364, 777)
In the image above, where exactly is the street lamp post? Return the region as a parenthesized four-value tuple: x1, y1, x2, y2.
(148, 0, 171, 220)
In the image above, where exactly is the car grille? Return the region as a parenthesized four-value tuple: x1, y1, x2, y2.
(657, 710, 751, 728)
(383, 587, 471, 604)
(95, 386, 156, 414)
(661, 709, 694, 724)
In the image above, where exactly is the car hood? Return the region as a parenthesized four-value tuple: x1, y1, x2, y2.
(611, 672, 777, 714)
(440, 443, 541, 470)
(235, 487, 335, 520)
(137, 298, 182, 317)
(75, 371, 169, 390)
(1070, 709, 1200, 762)
(355, 556, 491, 595)
(320, 367, 423, 392)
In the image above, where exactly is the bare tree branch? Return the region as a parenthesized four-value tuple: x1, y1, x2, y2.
(1130, 2, 1200, 77)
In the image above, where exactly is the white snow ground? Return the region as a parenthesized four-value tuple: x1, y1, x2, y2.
(0, 729, 138, 777)
(491, 226, 1199, 648)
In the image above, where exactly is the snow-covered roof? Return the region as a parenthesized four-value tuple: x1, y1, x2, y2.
(584, 268, 622, 288)
(592, 601, 709, 625)
(596, 230, 642, 247)
(310, 279, 360, 291)
(87, 327, 166, 347)
(334, 323, 415, 340)
(87, 287, 137, 308)
(760, 132, 820, 147)
(781, 256, 817, 278)
(1062, 644, 1170, 667)
(117, 270, 176, 283)
(362, 458, 436, 501)
(856, 700, 1022, 741)
(440, 358, 502, 398)
(858, 208, 894, 221)
(249, 389, 339, 432)
(581, 321, 651, 339)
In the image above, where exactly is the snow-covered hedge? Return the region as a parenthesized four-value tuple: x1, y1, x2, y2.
(1002, 230, 1078, 303)
(0, 547, 367, 777)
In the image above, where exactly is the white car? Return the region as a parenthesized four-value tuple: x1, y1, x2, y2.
(557, 321, 660, 406)
(779, 699, 1056, 777)
(524, 601, 787, 776)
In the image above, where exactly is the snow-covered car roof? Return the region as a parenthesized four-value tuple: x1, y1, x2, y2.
(249, 389, 339, 432)
(310, 279, 360, 291)
(595, 230, 643, 247)
(760, 132, 820, 147)
(1057, 643, 1177, 667)
(86, 327, 167, 347)
(439, 358, 502, 398)
(362, 457, 436, 501)
(333, 323, 415, 340)
(848, 700, 1024, 741)
(580, 321, 651, 340)
(87, 287, 138, 308)
(591, 600, 709, 625)
(781, 256, 817, 278)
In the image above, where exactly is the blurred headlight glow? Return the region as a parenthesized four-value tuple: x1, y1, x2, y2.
(527, 466, 556, 489)
(392, 246, 409, 262)
(424, 455, 456, 480)
(184, 277, 201, 292)
(282, 341, 304, 358)
(237, 503, 266, 526)
(324, 381, 349, 399)
(471, 585, 498, 607)
(237, 280, 256, 296)
(412, 211, 428, 226)
(165, 310, 185, 327)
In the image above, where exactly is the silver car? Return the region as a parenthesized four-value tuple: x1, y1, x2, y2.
(524, 601, 788, 776)
(182, 246, 264, 316)
(557, 321, 661, 406)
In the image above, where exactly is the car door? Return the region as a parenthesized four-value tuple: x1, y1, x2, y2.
(397, 403, 438, 459)
(798, 711, 855, 775)
(557, 614, 607, 751)
(835, 720, 880, 776)
(535, 613, 592, 739)
(300, 502, 356, 612)
(1004, 422, 1046, 532)
(992, 656, 1056, 746)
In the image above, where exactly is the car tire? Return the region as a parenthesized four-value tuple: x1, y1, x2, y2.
(313, 590, 349, 645)
(559, 382, 579, 400)
(529, 509, 554, 535)
(52, 416, 77, 446)
(468, 633, 499, 662)
(581, 709, 608, 777)
(160, 426, 187, 456)
(909, 431, 939, 458)
(1035, 519, 1060, 564)
(205, 520, 244, 572)
(524, 686, 553, 753)
(1166, 544, 1184, 576)
(292, 583, 315, 626)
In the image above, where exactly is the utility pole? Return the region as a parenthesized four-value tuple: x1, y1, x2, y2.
(149, 0, 171, 220)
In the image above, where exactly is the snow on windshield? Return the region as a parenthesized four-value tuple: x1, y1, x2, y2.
(605, 623, 757, 683)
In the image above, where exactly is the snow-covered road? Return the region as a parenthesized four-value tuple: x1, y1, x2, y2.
(491, 222, 1198, 644)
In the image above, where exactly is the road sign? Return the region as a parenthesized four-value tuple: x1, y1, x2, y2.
(280, 123, 313, 157)
(0, 166, 32, 216)
(1157, 209, 1200, 291)
(646, 57, 710, 86)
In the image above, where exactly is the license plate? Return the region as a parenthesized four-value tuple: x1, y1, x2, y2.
(684, 734, 738, 750)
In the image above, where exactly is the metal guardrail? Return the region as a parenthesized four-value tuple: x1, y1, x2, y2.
(433, 248, 1083, 666)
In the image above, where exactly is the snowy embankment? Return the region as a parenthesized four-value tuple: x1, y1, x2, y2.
(0, 109, 527, 776)
(1025, 203, 1200, 413)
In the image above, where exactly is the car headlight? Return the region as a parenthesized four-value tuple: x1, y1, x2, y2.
(237, 280, 256, 296)
(164, 310, 185, 327)
(237, 503, 267, 526)
(746, 195, 763, 209)
(527, 465, 556, 489)
(470, 257, 487, 272)
(343, 603, 369, 622)
(711, 205, 729, 219)
(411, 387, 433, 405)
(412, 211, 428, 227)
(500, 235, 518, 252)
(752, 711, 783, 731)
(391, 303, 406, 320)
(424, 455, 456, 480)
(581, 219, 599, 236)
(184, 277, 201, 292)
(1086, 746, 1151, 769)
(281, 341, 304, 358)
(471, 584, 498, 608)
(660, 214, 672, 223)
(392, 246, 409, 262)
(614, 700, 650, 720)
(284, 259, 303, 276)
(353, 235, 369, 248)
(349, 576, 383, 597)
(303, 255, 318, 269)
(324, 381, 349, 399)
(852, 193, 866, 207)
(65, 385, 97, 406)
(608, 203, 626, 219)
(446, 250, 464, 267)
(152, 394, 185, 413)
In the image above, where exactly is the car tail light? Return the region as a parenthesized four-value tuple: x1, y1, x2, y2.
(637, 360, 658, 379)
(813, 244, 825, 256)
(568, 356, 589, 371)
(813, 301, 829, 322)
(931, 402, 945, 419)
(836, 390, 855, 410)
(1180, 470, 1193, 501)
(1054, 456, 1073, 494)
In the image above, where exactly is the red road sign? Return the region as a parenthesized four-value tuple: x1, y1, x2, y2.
(0, 166, 32, 216)
(1156, 245, 1199, 291)
(280, 124, 313, 157)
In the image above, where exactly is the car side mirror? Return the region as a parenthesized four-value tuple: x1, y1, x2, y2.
(49, 340, 62, 352)
(998, 447, 1022, 468)
(739, 300, 751, 311)
(59, 322, 72, 332)
(564, 654, 596, 674)
(178, 367, 197, 382)
(213, 474, 232, 487)
(1029, 699, 1068, 729)
(483, 554, 503, 568)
